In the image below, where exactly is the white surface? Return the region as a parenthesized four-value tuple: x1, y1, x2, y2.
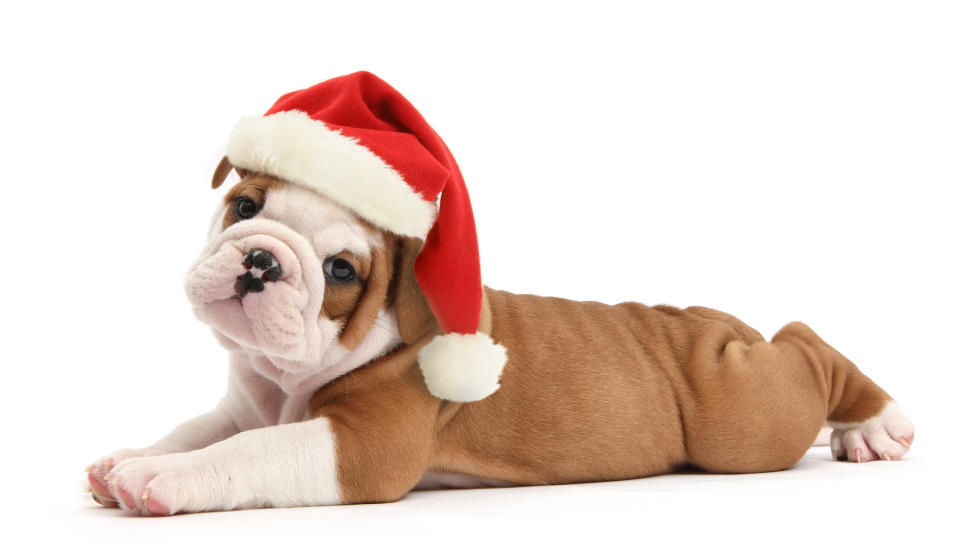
(2, 1, 957, 558)
(61, 448, 947, 558)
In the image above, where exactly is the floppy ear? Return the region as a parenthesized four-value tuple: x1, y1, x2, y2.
(211, 156, 248, 190)
(392, 236, 438, 344)
(211, 156, 234, 189)
(339, 240, 396, 350)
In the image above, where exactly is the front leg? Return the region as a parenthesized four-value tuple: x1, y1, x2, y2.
(107, 417, 341, 514)
(108, 374, 439, 515)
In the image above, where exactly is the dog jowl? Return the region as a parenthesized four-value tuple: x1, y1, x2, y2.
(87, 71, 914, 515)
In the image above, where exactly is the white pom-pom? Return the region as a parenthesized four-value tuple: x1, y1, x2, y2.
(417, 332, 507, 402)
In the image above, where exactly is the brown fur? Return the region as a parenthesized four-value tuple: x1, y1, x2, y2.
(217, 173, 283, 231)
(214, 167, 894, 502)
(320, 251, 371, 322)
(391, 237, 439, 344)
(204, 158, 890, 503)
(335, 238, 395, 350)
(310, 276, 894, 503)
(211, 156, 235, 190)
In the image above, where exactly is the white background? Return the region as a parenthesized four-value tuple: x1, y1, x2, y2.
(2, 1, 957, 558)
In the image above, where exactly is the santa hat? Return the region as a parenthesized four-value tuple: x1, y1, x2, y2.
(224, 71, 506, 402)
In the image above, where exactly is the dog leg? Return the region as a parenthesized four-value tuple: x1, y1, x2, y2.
(684, 321, 913, 472)
(765, 322, 915, 463)
(103, 417, 342, 515)
(773, 322, 915, 463)
(104, 373, 438, 515)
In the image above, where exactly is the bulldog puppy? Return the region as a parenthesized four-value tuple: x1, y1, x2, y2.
(86, 72, 914, 515)
(86, 164, 914, 515)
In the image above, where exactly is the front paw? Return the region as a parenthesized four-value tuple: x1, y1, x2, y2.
(104, 453, 232, 516)
(86, 448, 169, 507)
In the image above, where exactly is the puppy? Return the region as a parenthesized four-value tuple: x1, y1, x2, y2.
(87, 72, 914, 515)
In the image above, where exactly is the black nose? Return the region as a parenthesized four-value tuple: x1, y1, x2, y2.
(243, 249, 279, 272)
(235, 249, 283, 297)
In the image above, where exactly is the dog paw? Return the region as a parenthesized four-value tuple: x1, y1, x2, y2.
(829, 402, 914, 462)
(102, 452, 234, 516)
(86, 448, 169, 507)
(103, 454, 182, 515)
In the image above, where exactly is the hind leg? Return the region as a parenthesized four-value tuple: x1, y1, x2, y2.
(684, 320, 913, 473)
(774, 322, 914, 463)
(683, 322, 834, 473)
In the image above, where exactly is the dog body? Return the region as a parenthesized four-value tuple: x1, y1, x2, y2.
(87, 171, 914, 515)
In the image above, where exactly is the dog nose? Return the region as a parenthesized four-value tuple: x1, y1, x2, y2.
(243, 249, 282, 276)
(235, 249, 284, 297)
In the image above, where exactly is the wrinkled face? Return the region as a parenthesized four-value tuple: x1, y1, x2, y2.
(184, 172, 400, 376)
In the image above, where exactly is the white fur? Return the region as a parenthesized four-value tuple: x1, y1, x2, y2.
(828, 401, 914, 462)
(242, 308, 403, 399)
(188, 185, 395, 374)
(313, 221, 376, 261)
(90, 183, 406, 513)
(226, 111, 437, 239)
(261, 184, 378, 260)
(107, 417, 341, 514)
(418, 332, 507, 402)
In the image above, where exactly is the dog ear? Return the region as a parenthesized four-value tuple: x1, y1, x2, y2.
(211, 156, 233, 189)
(392, 236, 438, 344)
(338, 241, 396, 350)
(211, 156, 248, 190)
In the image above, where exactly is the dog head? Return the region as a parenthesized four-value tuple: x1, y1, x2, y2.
(184, 158, 437, 386)
(182, 72, 509, 402)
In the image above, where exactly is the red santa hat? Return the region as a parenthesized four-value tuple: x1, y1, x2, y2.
(224, 71, 506, 402)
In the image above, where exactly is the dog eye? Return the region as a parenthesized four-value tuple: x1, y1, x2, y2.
(323, 257, 356, 283)
(234, 197, 259, 221)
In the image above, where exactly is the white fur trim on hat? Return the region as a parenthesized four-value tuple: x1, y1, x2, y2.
(417, 332, 507, 402)
(225, 111, 438, 239)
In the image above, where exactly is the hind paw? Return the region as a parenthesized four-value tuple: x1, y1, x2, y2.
(829, 402, 914, 462)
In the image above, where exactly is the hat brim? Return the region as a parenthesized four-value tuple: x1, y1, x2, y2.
(225, 110, 437, 239)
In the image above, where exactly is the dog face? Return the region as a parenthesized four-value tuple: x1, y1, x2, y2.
(184, 159, 435, 381)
